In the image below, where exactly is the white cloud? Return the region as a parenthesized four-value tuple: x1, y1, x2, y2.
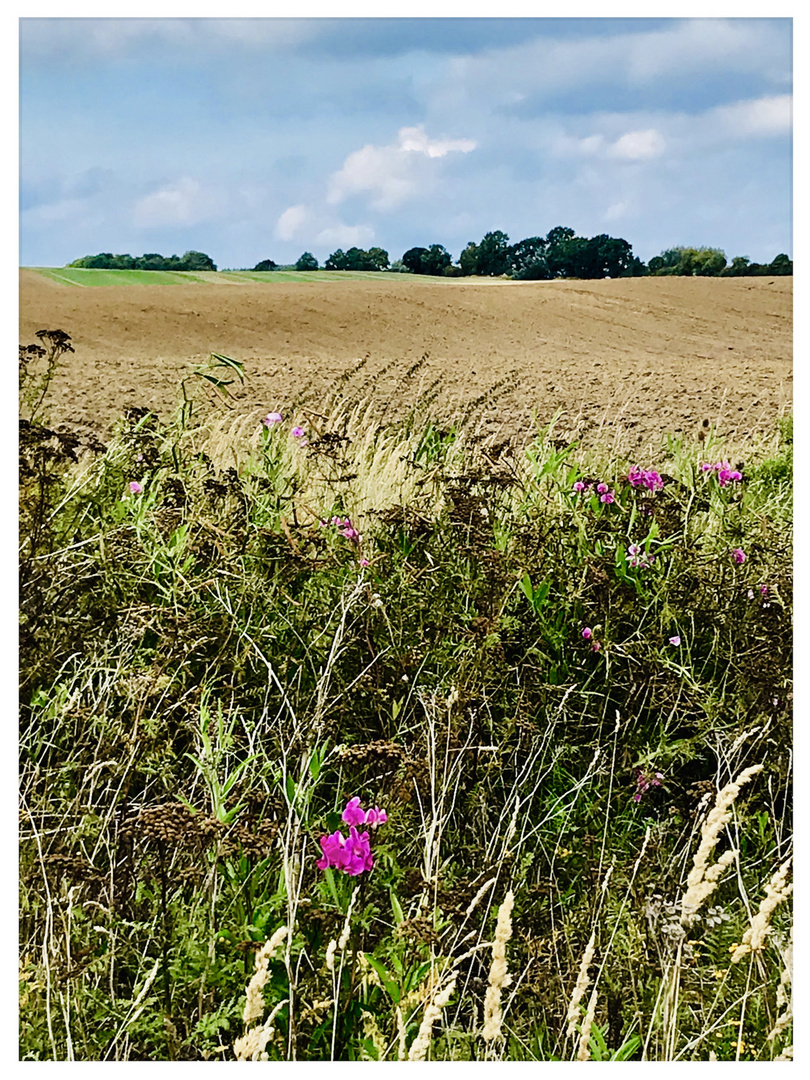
(133, 177, 212, 228)
(315, 223, 375, 248)
(710, 94, 791, 137)
(608, 129, 666, 161)
(327, 124, 476, 210)
(604, 200, 630, 222)
(275, 204, 308, 241)
(397, 126, 477, 158)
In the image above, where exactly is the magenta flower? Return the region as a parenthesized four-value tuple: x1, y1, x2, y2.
(572, 480, 587, 493)
(759, 584, 769, 597)
(627, 468, 664, 492)
(317, 830, 349, 871)
(292, 426, 305, 438)
(582, 627, 593, 641)
(262, 411, 283, 426)
(600, 491, 615, 504)
(360, 557, 370, 568)
(343, 827, 374, 875)
(732, 548, 746, 565)
(596, 482, 609, 495)
(319, 797, 388, 874)
(342, 797, 366, 827)
(591, 640, 602, 653)
(129, 481, 143, 495)
(702, 461, 743, 486)
(633, 768, 663, 803)
(317, 820, 376, 876)
(669, 635, 681, 646)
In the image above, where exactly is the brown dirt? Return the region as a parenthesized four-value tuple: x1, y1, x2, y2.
(19, 271, 792, 452)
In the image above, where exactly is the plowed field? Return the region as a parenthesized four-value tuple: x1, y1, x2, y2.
(19, 270, 792, 450)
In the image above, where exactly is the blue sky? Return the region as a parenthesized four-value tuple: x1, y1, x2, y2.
(19, 15, 793, 268)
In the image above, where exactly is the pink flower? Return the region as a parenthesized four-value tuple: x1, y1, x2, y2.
(591, 640, 601, 653)
(628, 544, 641, 556)
(669, 635, 681, 646)
(342, 797, 366, 827)
(572, 480, 587, 493)
(633, 767, 663, 803)
(262, 411, 283, 427)
(596, 482, 609, 495)
(582, 627, 593, 641)
(317, 830, 349, 871)
(316, 826, 373, 875)
(360, 558, 370, 568)
(702, 461, 743, 486)
(291, 426, 305, 438)
(732, 548, 746, 565)
(600, 491, 615, 504)
(759, 584, 769, 597)
(365, 806, 388, 827)
(343, 827, 374, 875)
(627, 468, 664, 492)
(129, 481, 143, 495)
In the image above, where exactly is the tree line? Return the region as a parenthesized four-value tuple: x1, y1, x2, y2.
(66, 232, 792, 279)
(67, 250, 217, 272)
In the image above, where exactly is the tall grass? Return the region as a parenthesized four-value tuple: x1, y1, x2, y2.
(19, 339, 792, 1060)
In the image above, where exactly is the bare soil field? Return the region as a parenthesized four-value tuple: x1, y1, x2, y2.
(19, 271, 792, 451)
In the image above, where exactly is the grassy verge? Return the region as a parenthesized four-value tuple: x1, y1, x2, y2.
(24, 268, 458, 287)
(19, 340, 792, 1061)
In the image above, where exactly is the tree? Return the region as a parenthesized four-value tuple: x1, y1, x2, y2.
(295, 252, 319, 271)
(507, 236, 549, 279)
(325, 248, 348, 270)
(721, 256, 750, 277)
(477, 230, 511, 276)
(183, 250, 217, 271)
(586, 235, 634, 278)
(769, 253, 792, 275)
(421, 244, 452, 277)
(545, 225, 576, 249)
(402, 246, 429, 274)
(544, 226, 579, 278)
(253, 259, 278, 272)
(366, 247, 390, 271)
(458, 241, 480, 276)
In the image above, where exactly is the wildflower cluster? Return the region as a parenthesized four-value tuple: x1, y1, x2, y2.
(633, 768, 663, 803)
(317, 797, 387, 877)
(627, 467, 664, 492)
(627, 543, 654, 570)
(572, 479, 616, 504)
(701, 461, 743, 486)
(581, 627, 601, 653)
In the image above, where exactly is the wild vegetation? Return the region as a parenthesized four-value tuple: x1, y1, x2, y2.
(65, 231, 792, 281)
(19, 334, 792, 1061)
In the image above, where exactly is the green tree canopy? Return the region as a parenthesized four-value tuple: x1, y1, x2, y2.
(402, 247, 429, 274)
(507, 237, 549, 280)
(295, 252, 319, 271)
(325, 246, 389, 271)
(477, 230, 511, 276)
(253, 259, 278, 272)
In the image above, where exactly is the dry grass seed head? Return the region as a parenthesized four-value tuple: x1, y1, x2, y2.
(680, 763, 763, 926)
(481, 889, 514, 1041)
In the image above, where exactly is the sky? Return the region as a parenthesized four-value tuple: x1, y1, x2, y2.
(18, 14, 793, 268)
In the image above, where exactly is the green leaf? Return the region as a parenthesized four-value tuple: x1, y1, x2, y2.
(390, 890, 405, 925)
(364, 954, 400, 1003)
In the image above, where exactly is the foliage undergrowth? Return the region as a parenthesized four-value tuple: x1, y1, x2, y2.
(19, 336, 792, 1061)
